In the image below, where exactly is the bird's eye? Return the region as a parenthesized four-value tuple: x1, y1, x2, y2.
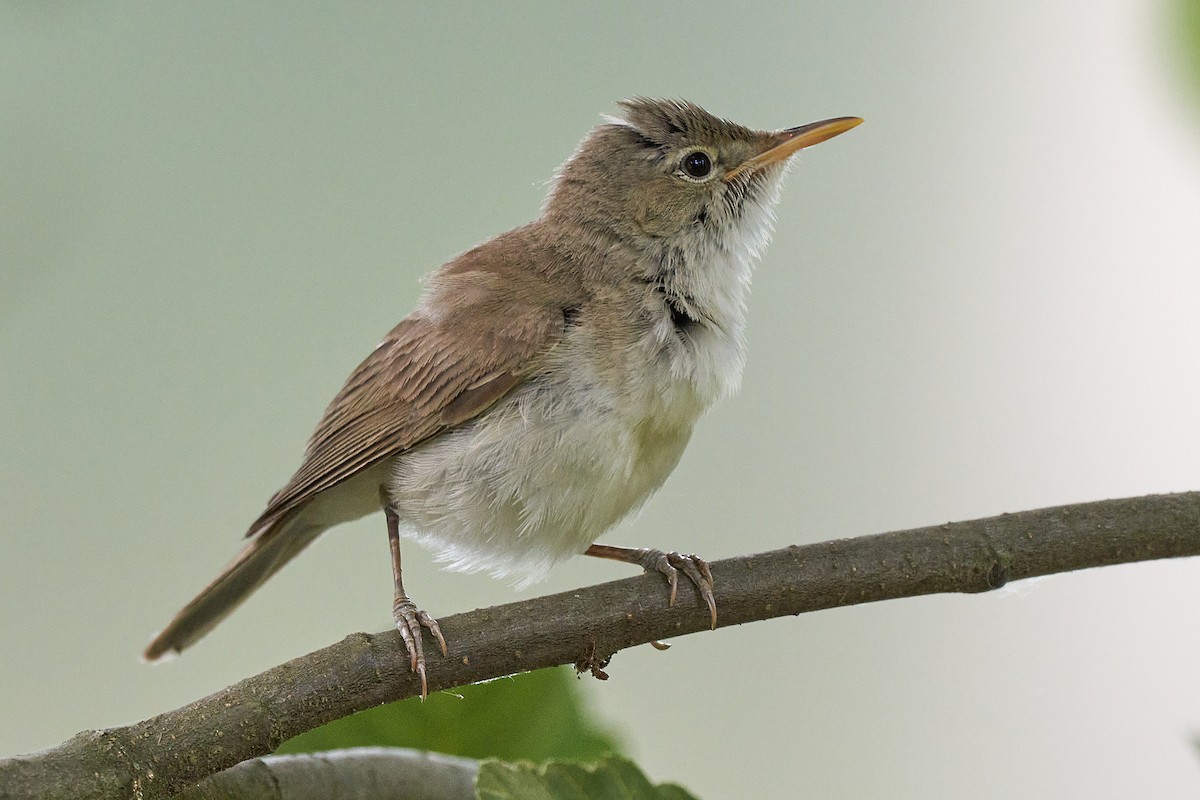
(681, 150, 713, 180)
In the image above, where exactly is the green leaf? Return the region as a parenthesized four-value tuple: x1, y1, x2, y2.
(1170, 0, 1200, 100)
(476, 756, 701, 800)
(276, 666, 620, 762)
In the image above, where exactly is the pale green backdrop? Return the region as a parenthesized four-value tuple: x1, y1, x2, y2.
(3, 2, 1200, 797)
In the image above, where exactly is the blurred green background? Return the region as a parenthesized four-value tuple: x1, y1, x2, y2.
(3, 2, 1200, 797)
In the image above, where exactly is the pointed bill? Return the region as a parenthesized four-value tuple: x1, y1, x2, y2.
(725, 116, 863, 181)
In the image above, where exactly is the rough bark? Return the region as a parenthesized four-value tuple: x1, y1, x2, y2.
(2, 491, 1199, 799)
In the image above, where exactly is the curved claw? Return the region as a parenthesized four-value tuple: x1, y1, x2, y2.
(393, 597, 443, 699)
(671, 555, 717, 629)
(420, 610, 449, 658)
(639, 549, 718, 629)
(653, 553, 680, 606)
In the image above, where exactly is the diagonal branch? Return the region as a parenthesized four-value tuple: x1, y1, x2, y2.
(3, 491, 1200, 799)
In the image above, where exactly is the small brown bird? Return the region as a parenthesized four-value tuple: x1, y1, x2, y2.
(144, 98, 861, 695)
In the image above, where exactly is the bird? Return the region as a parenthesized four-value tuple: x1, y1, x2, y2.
(143, 98, 861, 696)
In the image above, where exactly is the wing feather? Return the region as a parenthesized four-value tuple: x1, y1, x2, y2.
(247, 290, 569, 536)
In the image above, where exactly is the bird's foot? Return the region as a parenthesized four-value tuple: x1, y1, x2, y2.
(637, 549, 717, 629)
(393, 596, 447, 699)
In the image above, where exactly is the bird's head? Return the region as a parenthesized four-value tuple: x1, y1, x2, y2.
(545, 98, 861, 251)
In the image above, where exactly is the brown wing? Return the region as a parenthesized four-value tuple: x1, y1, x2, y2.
(246, 278, 570, 537)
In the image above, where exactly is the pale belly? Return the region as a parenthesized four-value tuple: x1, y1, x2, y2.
(384, 373, 701, 586)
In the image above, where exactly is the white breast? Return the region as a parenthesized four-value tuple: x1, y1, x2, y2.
(387, 287, 754, 585)
(385, 346, 699, 585)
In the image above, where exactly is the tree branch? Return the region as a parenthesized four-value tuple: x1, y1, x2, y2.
(176, 747, 477, 800)
(3, 491, 1199, 799)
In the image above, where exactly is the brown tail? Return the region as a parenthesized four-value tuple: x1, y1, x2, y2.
(143, 514, 324, 661)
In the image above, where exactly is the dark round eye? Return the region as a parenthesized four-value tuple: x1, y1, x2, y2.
(681, 150, 713, 179)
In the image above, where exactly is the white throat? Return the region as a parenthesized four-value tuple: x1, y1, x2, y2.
(644, 171, 786, 403)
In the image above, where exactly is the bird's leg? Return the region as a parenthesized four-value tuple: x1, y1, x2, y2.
(381, 489, 446, 699)
(584, 543, 717, 629)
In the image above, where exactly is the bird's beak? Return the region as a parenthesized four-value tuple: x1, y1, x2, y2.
(725, 116, 863, 181)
